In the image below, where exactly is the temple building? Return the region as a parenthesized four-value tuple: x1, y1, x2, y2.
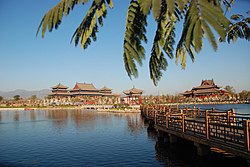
(123, 87, 143, 105)
(49, 82, 121, 105)
(70, 83, 101, 97)
(182, 79, 228, 101)
(51, 83, 69, 96)
(99, 86, 113, 96)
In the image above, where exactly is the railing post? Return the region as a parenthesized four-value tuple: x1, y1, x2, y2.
(166, 113, 169, 128)
(154, 109, 157, 125)
(227, 110, 230, 125)
(205, 110, 210, 139)
(184, 106, 187, 114)
(198, 108, 200, 118)
(231, 108, 236, 126)
(182, 113, 185, 132)
(243, 120, 250, 152)
(193, 106, 196, 118)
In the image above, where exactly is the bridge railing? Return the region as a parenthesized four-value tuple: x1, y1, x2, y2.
(141, 104, 250, 152)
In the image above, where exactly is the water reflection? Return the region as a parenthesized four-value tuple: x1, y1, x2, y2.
(4, 110, 145, 136)
(1, 109, 249, 166)
(126, 114, 144, 135)
(46, 110, 69, 130)
(30, 110, 36, 121)
(71, 110, 98, 130)
(147, 126, 250, 167)
(14, 111, 19, 122)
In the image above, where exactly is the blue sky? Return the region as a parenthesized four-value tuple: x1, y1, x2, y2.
(0, 0, 249, 95)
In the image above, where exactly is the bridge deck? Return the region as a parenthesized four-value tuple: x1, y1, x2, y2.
(141, 105, 250, 160)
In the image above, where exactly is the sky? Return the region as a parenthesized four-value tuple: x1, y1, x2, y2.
(0, 0, 249, 95)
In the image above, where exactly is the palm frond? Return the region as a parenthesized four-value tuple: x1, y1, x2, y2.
(105, 0, 114, 9)
(123, 1, 147, 79)
(150, 1, 176, 85)
(138, 0, 152, 15)
(152, 0, 162, 20)
(226, 12, 250, 43)
(176, 0, 230, 69)
(71, 0, 111, 50)
(37, 0, 86, 38)
(221, 0, 234, 14)
(230, 14, 243, 21)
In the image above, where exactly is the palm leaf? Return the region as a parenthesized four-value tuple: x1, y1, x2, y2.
(176, 0, 230, 69)
(123, 1, 147, 79)
(150, 1, 176, 85)
(138, 0, 152, 15)
(230, 14, 243, 21)
(152, 0, 161, 20)
(37, 0, 86, 38)
(221, 0, 234, 13)
(71, 0, 111, 50)
(226, 12, 250, 43)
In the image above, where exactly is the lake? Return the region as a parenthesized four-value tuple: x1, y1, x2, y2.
(0, 104, 249, 167)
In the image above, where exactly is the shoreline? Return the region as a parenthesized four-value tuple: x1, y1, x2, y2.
(0, 101, 249, 111)
(0, 107, 141, 113)
(96, 108, 140, 113)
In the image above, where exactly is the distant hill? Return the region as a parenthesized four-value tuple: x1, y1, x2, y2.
(0, 89, 51, 99)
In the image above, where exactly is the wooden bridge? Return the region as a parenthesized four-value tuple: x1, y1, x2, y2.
(141, 104, 250, 161)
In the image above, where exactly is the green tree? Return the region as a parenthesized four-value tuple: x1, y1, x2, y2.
(224, 85, 236, 96)
(45, 95, 53, 100)
(13, 95, 21, 101)
(238, 90, 250, 101)
(0, 96, 3, 102)
(30, 95, 37, 101)
(37, 0, 248, 85)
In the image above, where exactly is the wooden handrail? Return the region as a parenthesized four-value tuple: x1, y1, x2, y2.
(140, 104, 250, 155)
(243, 120, 250, 152)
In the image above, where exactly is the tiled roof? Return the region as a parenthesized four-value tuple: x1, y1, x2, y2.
(70, 91, 102, 95)
(51, 92, 70, 95)
(192, 85, 219, 90)
(201, 79, 215, 86)
(123, 87, 143, 95)
(181, 90, 193, 95)
(51, 83, 68, 89)
(100, 86, 112, 91)
(73, 83, 98, 91)
(193, 88, 219, 94)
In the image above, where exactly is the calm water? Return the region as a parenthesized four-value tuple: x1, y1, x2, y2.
(0, 104, 249, 167)
(181, 103, 250, 114)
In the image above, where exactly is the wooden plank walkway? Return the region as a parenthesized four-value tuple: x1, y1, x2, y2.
(141, 104, 250, 160)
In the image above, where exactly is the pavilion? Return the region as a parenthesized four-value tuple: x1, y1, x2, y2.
(51, 83, 69, 97)
(123, 86, 143, 105)
(49, 82, 121, 105)
(182, 79, 228, 101)
(70, 83, 102, 97)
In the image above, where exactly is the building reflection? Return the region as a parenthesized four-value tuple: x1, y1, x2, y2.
(71, 110, 98, 130)
(14, 111, 19, 122)
(43, 109, 100, 130)
(126, 114, 144, 135)
(45, 110, 69, 129)
(30, 110, 36, 121)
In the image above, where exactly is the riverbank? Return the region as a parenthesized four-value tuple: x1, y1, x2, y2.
(0, 107, 141, 113)
(96, 108, 140, 113)
(0, 107, 85, 111)
(0, 101, 248, 112)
